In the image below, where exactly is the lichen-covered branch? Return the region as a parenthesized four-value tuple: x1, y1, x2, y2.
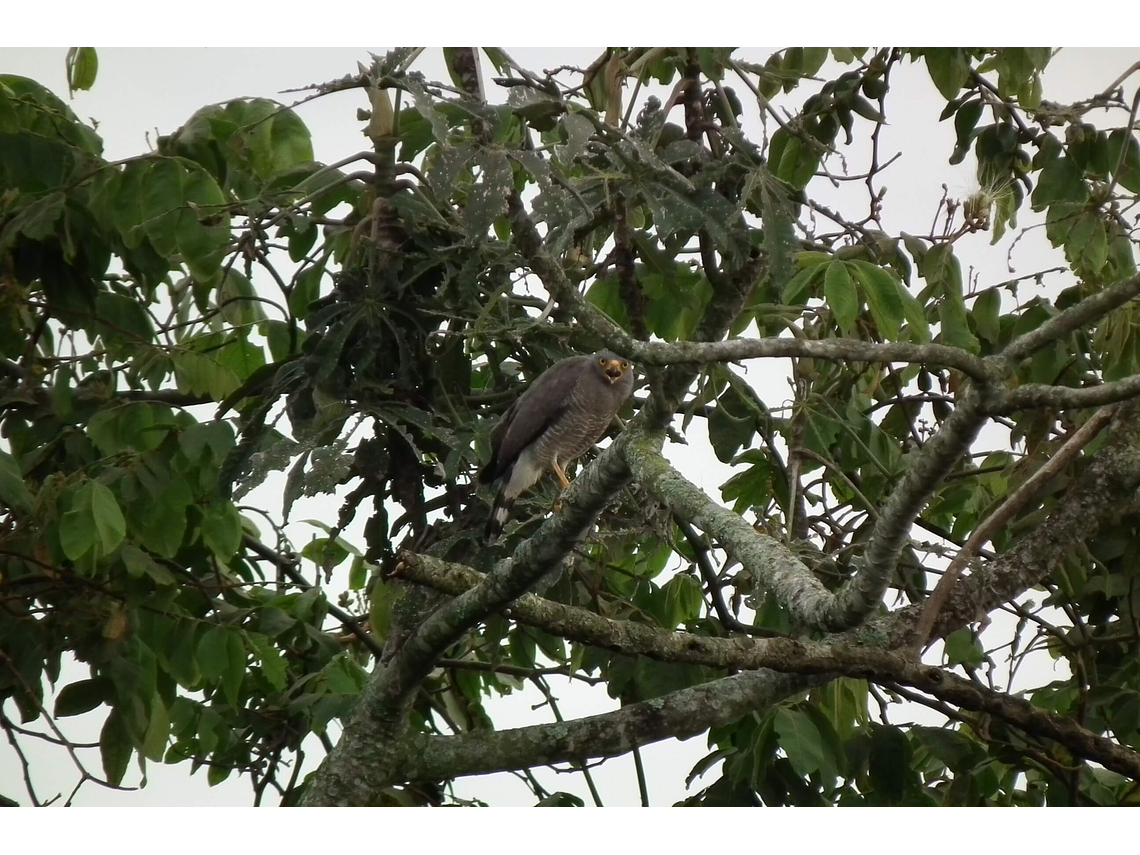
(860, 388, 990, 626)
(909, 405, 1118, 651)
(998, 374, 1140, 411)
(303, 374, 1140, 806)
(382, 442, 630, 704)
(998, 272, 1140, 365)
(394, 556, 1140, 782)
(918, 397, 1140, 641)
(622, 435, 892, 631)
(299, 440, 631, 806)
(396, 669, 805, 784)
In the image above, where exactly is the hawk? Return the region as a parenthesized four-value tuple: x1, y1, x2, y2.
(478, 349, 635, 543)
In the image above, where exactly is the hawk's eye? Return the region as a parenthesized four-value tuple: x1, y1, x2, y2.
(599, 358, 606, 365)
(621, 362, 628, 369)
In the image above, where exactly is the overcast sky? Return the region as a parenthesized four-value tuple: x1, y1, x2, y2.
(2, 46, 1137, 807)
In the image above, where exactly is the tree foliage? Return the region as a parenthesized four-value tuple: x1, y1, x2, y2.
(2, 47, 1140, 806)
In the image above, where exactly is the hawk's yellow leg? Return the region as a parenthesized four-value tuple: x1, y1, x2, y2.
(551, 461, 571, 511)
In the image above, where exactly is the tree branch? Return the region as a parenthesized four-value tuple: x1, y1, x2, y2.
(392, 555, 1140, 782)
(859, 387, 990, 627)
(910, 405, 1118, 651)
(396, 669, 805, 784)
(623, 436, 891, 631)
(299, 438, 632, 805)
(997, 272, 1140, 366)
(998, 374, 1140, 411)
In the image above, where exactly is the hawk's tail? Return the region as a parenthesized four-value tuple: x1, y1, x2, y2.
(484, 486, 514, 545)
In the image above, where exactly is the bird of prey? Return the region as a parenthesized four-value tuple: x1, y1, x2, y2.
(478, 349, 635, 543)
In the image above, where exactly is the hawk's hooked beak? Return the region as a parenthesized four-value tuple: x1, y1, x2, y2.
(604, 359, 623, 383)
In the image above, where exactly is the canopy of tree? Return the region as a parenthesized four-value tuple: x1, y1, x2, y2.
(2, 46, 1140, 807)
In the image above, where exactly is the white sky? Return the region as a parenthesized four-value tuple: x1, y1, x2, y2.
(2, 44, 1139, 809)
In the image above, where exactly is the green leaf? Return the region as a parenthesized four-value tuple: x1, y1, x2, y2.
(0, 449, 32, 514)
(708, 380, 756, 463)
(953, 100, 985, 147)
(719, 453, 771, 512)
(1031, 155, 1089, 211)
(585, 276, 631, 331)
(59, 493, 95, 561)
(368, 576, 397, 642)
(290, 263, 325, 320)
(65, 47, 99, 94)
(973, 289, 1001, 344)
(247, 632, 287, 691)
(348, 555, 367, 591)
(217, 269, 263, 327)
(133, 494, 187, 558)
(869, 724, 912, 801)
(923, 243, 961, 291)
(121, 543, 176, 586)
(89, 480, 126, 554)
(1107, 129, 1140, 193)
(910, 726, 979, 771)
(301, 536, 350, 570)
(895, 280, 931, 342)
(780, 256, 824, 305)
(824, 260, 859, 333)
(536, 792, 585, 807)
(54, 678, 109, 717)
(223, 631, 246, 706)
(768, 128, 819, 190)
(944, 627, 984, 668)
(800, 47, 829, 77)
(139, 157, 184, 257)
(924, 48, 969, 100)
(849, 261, 903, 340)
(939, 297, 980, 354)
(1081, 217, 1108, 274)
(99, 707, 132, 787)
(179, 165, 229, 280)
(172, 349, 240, 401)
(199, 501, 242, 559)
(142, 697, 169, 762)
(197, 626, 229, 682)
(94, 292, 155, 347)
(774, 706, 828, 779)
(657, 573, 703, 627)
(463, 150, 512, 238)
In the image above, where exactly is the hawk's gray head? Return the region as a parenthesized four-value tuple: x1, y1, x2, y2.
(589, 349, 634, 391)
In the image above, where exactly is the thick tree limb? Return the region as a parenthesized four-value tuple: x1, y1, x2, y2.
(999, 375, 1140, 411)
(917, 397, 1140, 641)
(860, 388, 990, 626)
(391, 399, 1140, 788)
(622, 435, 886, 631)
(910, 405, 1118, 651)
(396, 669, 804, 783)
(299, 439, 632, 805)
(395, 556, 1140, 782)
